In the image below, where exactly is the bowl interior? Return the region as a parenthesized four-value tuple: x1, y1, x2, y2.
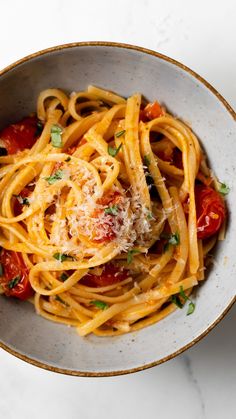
(0, 44, 235, 375)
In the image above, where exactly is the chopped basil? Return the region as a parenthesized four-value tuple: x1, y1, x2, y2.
(35, 120, 44, 137)
(45, 169, 64, 185)
(187, 301, 195, 315)
(13, 194, 30, 206)
(91, 300, 109, 310)
(53, 253, 74, 262)
(218, 182, 230, 196)
(115, 129, 126, 138)
(169, 233, 180, 246)
(127, 249, 141, 264)
(147, 211, 154, 220)
(171, 285, 196, 316)
(8, 275, 21, 289)
(171, 295, 184, 309)
(60, 272, 69, 281)
(55, 295, 69, 306)
(0, 263, 3, 276)
(108, 143, 122, 157)
(0, 147, 7, 156)
(104, 205, 119, 215)
(51, 124, 63, 148)
(143, 155, 150, 166)
(65, 157, 71, 162)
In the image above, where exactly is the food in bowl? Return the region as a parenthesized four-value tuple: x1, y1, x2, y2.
(0, 85, 228, 337)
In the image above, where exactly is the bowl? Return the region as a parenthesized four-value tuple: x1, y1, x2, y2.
(0, 42, 235, 376)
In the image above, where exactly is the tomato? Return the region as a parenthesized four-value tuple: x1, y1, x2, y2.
(0, 116, 41, 154)
(13, 187, 31, 216)
(81, 264, 128, 287)
(93, 191, 122, 243)
(0, 249, 33, 300)
(140, 101, 164, 122)
(195, 184, 226, 239)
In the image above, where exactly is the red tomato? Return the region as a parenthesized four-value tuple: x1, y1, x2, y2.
(140, 101, 164, 122)
(81, 264, 128, 287)
(0, 116, 40, 154)
(0, 250, 33, 300)
(93, 191, 122, 243)
(195, 184, 226, 239)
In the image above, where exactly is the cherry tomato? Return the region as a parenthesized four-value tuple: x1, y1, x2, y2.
(93, 191, 122, 243)
(140, 101, 164, 122)
(0, 249, 33, 300)
(195, 184, 226, 239)
(81, 264, 128, 287)
(0, 116, 41, 154)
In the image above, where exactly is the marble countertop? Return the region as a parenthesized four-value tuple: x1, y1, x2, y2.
(0, 1, 235, 418)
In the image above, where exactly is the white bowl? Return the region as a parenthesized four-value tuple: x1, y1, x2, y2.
(0, 42, 235, 376)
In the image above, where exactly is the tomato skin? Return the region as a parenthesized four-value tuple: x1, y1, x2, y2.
(0, 116, 39, 154)
(195, 184, 226, 239)
(140, 101, 164, 122)
(0, 250, 33, 300)
(81, 264, 128, 287)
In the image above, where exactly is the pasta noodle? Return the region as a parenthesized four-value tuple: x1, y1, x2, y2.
(0, 85, 227, 337)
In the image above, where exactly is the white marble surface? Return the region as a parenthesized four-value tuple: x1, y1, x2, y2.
(0, 0, 235, 418)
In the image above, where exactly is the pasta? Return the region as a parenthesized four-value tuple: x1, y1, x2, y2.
(0, 85, 227, 337)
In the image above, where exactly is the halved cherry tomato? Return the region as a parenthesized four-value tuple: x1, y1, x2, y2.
(81, 264, 128, 287)
(0, 249, 33, 300)
(195, 184, 226, 239)
(93, 191, 122, 243)
(140, 101, 164, 122)
(0, 116, 40, 154)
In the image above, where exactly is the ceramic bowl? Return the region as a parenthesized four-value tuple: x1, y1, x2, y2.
(0, 42, 235, 376)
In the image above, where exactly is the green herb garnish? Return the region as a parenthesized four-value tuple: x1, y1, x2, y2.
(187, 301, 195, 315)
(91, 300, 109, 310)
(108, 143, 122, 157)
(143, 155, 151, 166)
(53, 253, 74, 262)
(147, 211, 154, 220)
(115, 130, 126, 138)
(168, 233, 180, 246)
(60, 272, 69, 281)
(65, 157, 71, 162)
(171, 295, 184, 309)
(51, 124, 63, 148)
(179, 285, 189, 302)
(45, 170, 64, 185)
(218, 182, 230, 196)
(8, 275, 21, 289)
(13, 194, 30, 206)
(104, 205, 119, 215)
(0, 263, 3, 276)
(127, 249, 141, 264)
(55, 295, 69, 306)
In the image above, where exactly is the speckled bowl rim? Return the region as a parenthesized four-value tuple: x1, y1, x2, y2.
(0, 41, 235, 377)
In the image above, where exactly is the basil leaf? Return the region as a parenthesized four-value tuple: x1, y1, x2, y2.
(127, 249, 141, 264)
(51, 124, 63, 148)
(143, 155, 150, 166)
(45, 169, 64, 185)
(108, 143, 122, 157)
(219, 182, 230, 196)
(168, 233, 180, 246)
(187, 301, 195, 315)
(91, 300, 109, 310)
(147, 211, 154, 220)
(53, 253, 74, 262)
(104, 205, 119, 215)
(65, 157, 71, 162)
(8, 275, 21, 289)
(60, 272, 69, 281)
(0, 263, 3, 276)
(55, 295, 69, 306)
(35, 120, 44, 137)
(115, 130, 126, 138)
(179, 285, 189, 302)
(171, 295, 184, 309)
(13, 195, 30, 206)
